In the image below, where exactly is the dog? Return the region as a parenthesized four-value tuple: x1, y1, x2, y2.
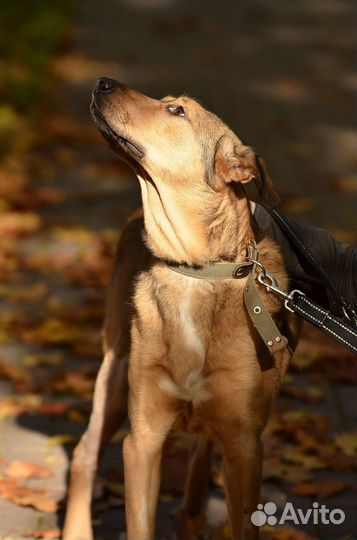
(63, 78, 300, 540)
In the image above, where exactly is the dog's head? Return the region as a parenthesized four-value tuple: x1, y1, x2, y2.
(91, 78, 279, 206)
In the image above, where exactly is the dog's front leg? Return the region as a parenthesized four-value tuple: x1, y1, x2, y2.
(123, 369, 178, 540)
(222, 432, 263, 540)
(63, 350, 128, 540)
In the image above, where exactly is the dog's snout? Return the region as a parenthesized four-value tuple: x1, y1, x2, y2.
(95, 77, 119, 94)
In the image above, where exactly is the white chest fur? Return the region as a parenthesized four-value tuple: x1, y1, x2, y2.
(178, 282, 206, 361)
(159, 277, 211, 404)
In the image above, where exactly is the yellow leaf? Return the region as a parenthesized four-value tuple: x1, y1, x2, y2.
(334, 432, 357, 457)
(47, 434, 78, 448)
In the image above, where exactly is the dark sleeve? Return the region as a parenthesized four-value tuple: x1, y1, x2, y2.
(254, 204, 357, 311)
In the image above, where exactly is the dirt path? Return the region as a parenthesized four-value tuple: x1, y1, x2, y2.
(0, 0, 355, 539)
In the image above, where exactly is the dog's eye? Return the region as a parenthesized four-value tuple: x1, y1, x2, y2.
(168, 105, 185, 117)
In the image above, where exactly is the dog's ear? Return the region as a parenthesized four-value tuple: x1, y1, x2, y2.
(213, 135, 281, 206)
(214, 135, 257, 187)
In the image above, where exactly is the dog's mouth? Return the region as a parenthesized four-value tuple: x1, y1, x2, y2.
(90, 100, 145, 162)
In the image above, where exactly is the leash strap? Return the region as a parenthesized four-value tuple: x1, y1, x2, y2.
(287, 292, 357, 353)
(244, 271, 288, 355)
(258, 206, 357, 353)
(264, 206, 357, 326)
(256, 270, 357, 354)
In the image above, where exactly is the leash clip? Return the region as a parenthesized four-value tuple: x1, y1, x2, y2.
(256, 271, 290, 300)
(257, 272, 306, 312)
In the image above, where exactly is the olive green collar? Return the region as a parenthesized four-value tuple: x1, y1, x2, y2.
(165, 241, 289, 356)
(166, 261, 251, 280)
(165, 242, 259, 280)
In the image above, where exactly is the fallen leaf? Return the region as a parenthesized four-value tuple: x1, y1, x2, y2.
(27, 527, 60, 539)
(22, 318, 82, 346)
(292, 479, 354, 498)
(321, 453, 357, 471)
(23, 353, 64, 367)
(38, 402, 71, 416)
(0, 478, 57, 512)
(0, 283, 48, 302)
(50, 367, 96, 396)
(0, 170, 34, 208)
(334, 432, 357, 457)
(263, 459, 312, 484)
(0, 211, 42, 237)
(47, 434, 78, 447)
(0, 359, 33, 391)
(68, 409, 88, 423)
(281, 384, 325, 403)
(5, 460, 53, 480)
(283, 448, 326, 470)
(0, 395, 42, 419)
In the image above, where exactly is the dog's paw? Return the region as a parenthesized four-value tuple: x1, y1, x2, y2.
(171, 507, 205, 539)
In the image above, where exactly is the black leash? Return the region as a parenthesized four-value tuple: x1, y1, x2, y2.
(261, 207, 357, 354)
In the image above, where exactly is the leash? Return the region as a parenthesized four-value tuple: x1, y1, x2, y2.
(264, 206, 357, 325)
(262, 207, 357, 354)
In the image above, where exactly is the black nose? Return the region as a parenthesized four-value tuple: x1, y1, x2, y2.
(95, 77, 119, 94)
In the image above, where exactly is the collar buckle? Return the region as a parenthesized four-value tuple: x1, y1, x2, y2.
(232, 241, 259, 279)
(232, 261, 253, 278)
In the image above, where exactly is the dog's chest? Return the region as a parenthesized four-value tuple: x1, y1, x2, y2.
(155, 272, 253, 402)
(175, 282, 207, 361)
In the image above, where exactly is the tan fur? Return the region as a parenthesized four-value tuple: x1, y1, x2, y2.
(63, 81, 300, 540)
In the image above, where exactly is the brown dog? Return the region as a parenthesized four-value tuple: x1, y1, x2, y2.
(63, 78, 300, 540)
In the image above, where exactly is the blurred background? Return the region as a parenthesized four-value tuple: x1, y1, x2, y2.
(0, 0, 356, 539)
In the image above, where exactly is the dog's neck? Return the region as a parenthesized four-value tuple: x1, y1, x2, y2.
(137, 174, 255, 266)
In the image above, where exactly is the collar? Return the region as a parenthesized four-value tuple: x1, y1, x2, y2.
(164, 241, 289, 356)
(165, 242, 259, 280)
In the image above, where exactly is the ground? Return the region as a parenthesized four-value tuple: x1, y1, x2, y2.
(0, 0, 356, 539)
